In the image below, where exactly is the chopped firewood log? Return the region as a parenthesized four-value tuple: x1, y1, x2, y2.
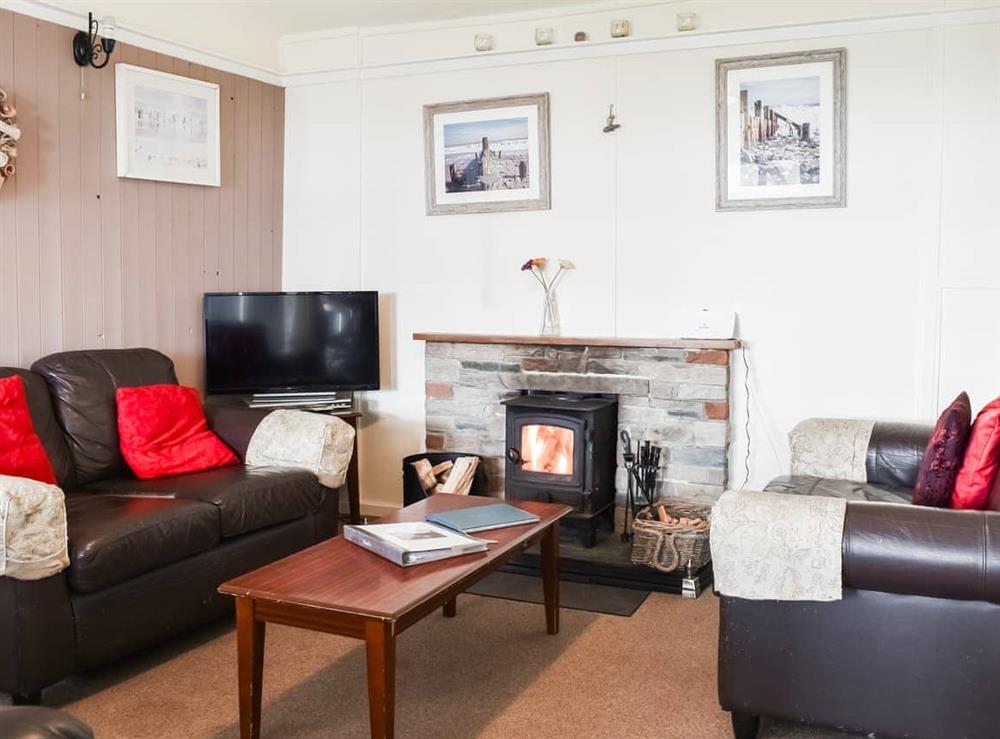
(440, 456, 479, 495)
(410, 458, 437, 492)
(430, 460, 453, 477)
(656, 506, 669, 523)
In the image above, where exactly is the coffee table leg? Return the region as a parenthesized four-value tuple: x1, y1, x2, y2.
(236, 598, 266, 739)
(442, 597, 457, 617)
(541, 521, 560, 635)
(365, 619, 396, 739)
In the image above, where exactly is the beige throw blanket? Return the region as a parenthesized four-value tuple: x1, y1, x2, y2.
(710, 490, 846, 602)
(246, 410, 356, 488)
(1, 474, 70, 581)
(789, 418, 875, 482)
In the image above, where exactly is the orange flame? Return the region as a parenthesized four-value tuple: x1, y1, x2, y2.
(521, 424, 573, 475)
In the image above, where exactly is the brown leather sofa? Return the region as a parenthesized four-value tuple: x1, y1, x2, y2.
(0, 349, 341, 704)
(718, 421, 1000, 739)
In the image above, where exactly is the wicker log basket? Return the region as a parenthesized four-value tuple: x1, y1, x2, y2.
(630, 499, 712, 574)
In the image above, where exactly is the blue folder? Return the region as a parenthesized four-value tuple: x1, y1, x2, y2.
(426, 503, 540, 534)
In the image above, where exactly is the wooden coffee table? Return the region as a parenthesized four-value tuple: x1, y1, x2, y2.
(219, 494, 571, 739)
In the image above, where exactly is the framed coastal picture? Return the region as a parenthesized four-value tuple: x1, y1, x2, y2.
(423, 93, 550, 215)
(115, 63, 220, 187)
(715, 49, 846, 211)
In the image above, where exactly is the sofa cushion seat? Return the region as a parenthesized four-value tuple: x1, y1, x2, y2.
(765, 475, 912, 505)
(82, 466, 326, 537)
(65, 494, 220, 594)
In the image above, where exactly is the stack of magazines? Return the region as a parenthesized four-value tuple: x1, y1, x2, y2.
(344, 522, 487, 567)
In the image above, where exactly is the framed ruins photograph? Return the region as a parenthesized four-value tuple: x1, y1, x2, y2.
(423, 93, 550, 215)
(716, 49, 846, 211)
(115, 63, 220, 187)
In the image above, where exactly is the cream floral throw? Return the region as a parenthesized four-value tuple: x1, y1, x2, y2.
(789, 418, 875, 482)
(246, 410, 356, 488)
(711, 489, 846, 602)
(1, 474, 70, 581)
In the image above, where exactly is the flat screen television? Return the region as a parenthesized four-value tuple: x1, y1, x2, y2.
(203, 291, 380, 394)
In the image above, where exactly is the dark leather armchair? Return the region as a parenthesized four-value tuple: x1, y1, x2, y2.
(718, 420, 1000, 739)
(1, 349, 342, 703)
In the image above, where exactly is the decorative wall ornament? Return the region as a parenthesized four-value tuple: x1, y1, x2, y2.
(0, 88, 20, 193)
(423, 93, 550, 215)
(474, 34, 494, 52)
(534, 27, 554, 46)
(611, 20, 631, 38)
(115, 63, 221, 187)
(574, 31, 587, 42)
(676, 13, 698, 32)
(715, 48, 847, 211)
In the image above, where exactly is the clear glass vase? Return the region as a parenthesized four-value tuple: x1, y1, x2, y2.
(539, 288, 561, 336)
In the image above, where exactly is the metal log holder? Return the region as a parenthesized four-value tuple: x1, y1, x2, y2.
(619, 430, 663, 542)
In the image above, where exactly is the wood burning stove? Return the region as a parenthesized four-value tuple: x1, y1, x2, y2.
(502, 392, 618, 547)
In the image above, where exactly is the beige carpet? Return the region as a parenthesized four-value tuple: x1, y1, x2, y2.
(14, 593, 854, 738)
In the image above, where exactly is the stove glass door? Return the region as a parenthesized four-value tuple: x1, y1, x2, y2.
(520, 424, 575, 475)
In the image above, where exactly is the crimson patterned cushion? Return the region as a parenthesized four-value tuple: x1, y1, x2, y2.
(0, 375, 57, 484)
(116, 384, 238, 479)
(913, 392, 972, 507)
(952, 395, 1000, 510)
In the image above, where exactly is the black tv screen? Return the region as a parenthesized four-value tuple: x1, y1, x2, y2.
(203, 291, 380, 394)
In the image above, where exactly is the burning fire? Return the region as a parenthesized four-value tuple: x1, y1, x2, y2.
(521, 424, 573, 475)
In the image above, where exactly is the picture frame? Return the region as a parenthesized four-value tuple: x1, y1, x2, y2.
(423, 93, 550, 215)
(715, 48, 846, 211)
(115, 63, 221, 187)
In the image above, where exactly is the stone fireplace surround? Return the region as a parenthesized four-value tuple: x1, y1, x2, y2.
(416, 333, 740, 509)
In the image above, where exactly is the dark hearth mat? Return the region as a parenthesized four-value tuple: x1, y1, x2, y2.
(466, 571, 649, 617)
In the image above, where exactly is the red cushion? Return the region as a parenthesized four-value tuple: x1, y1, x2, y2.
(913, 392, 972, 507)
(952, 396, 1000, 510)
(0, 375, 57, 484)
(116, 384, 238, 480)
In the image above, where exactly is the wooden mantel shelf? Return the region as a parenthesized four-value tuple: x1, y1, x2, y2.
(413, 333, 741, 350)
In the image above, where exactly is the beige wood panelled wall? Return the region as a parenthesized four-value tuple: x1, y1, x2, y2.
(0, 9, 284, 385)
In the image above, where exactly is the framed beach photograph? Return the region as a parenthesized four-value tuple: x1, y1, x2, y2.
(716, 49, 846, 211)
(115, 63, 220, 187)
(423, 93, 550, 215)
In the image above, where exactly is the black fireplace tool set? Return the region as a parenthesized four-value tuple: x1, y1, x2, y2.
(619, 429, 663, 542)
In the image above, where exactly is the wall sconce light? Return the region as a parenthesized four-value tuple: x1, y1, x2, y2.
(602, 104, 621, 133)
(73, 12, 117, 69)
(474, 34, 494, 52)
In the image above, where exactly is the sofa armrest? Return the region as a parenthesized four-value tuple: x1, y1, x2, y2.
(843, 502, 1000, 603)
(865, 422, 931, 488)
(204, 406, 273, 462)
(0, 574, 76, 698)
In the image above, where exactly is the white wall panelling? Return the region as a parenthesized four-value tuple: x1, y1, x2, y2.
(283, 7, 1000, 511)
